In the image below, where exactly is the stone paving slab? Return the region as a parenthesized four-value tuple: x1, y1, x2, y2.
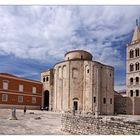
(0, 109, 70, 135)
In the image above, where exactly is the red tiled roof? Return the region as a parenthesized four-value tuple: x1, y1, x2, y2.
(0, 73, 42, 84)
(0, 73, 18, 78)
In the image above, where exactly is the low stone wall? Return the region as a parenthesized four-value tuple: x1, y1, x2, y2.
(0, 104, 40, 110)
(61, 114, 140, 135)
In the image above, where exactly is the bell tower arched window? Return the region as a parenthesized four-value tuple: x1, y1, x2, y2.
(136, 90, 139, 96)
(135, 62, 139, 71)
(135, 48, 139, 57)
(130, 90, 133, 97)
(130, 64, 134, 72)
(136, 77, 139, 84)
(130, 77, 133, 85)
(130, 50, 134, 58)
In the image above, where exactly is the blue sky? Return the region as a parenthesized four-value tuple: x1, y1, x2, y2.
(0, 5, 139, 91)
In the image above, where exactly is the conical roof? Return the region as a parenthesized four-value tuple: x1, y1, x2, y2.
(131, 21, 140, 42)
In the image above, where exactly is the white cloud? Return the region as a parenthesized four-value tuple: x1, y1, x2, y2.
(0, 5, 140, 69)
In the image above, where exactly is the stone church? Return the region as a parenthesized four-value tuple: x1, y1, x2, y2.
(41, 50, 114, 115)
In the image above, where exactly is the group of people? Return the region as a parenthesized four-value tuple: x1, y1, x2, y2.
(40, 106, 49, 111)
(22, 106, 49, 114)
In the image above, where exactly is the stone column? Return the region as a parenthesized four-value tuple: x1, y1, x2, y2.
(95, 106, 99, 118)
(96, 66, 101, 115)
(9, 108, 18, 120)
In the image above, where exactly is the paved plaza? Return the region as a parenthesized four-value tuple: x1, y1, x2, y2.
(0, 109, 69, 135)
(1, 109, 140, 135)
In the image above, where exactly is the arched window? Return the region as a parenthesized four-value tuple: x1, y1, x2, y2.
(85, 65, 90, 77)
(130, 64, 134, 72)
(103, 98, 106, 104)
(136, 77, 139, 84)
(135, 62, 139, 71)
(46, 77, 49, 81)
(130, 77, 133, 85)
(110, 98, 112, 104)
(43, 77, 45, 82)
(130, 90, 133, 97)
(130, 50, 134, 58)
(93, 97, 96, 103)
(135, 48, 139, 57)
(136, 90, 139, 96)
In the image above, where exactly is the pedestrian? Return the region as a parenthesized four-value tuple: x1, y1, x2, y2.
(42, 106, 44, 111)
(40, 106, 43, 111)
(24, 106, 27, 115)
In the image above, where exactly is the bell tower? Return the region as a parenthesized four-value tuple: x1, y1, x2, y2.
(126, 19, 140, 98)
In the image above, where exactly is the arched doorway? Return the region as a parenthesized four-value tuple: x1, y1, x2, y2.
(44, 90, 49, 110)
(73, 98, 79, 111)
(73, 101, 78, 111)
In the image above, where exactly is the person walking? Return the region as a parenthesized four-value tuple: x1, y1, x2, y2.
(24, 106, 27, 115)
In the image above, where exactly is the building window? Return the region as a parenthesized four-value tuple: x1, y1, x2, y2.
(135, 62, 139, 71)
(93, 97, 96, 103)
(130, 78, 133, 85)
(18, 96, 23, 103)
(81, 55, 83, 59)
(2, 94, 8, 102)
(46, 77, 49, 81)
(130, 50, 134, 58)
(103, 98, 106, 104)
(136, 90, 139, 96)
(43, 77, 45, 82)
(3, 81, 8, 90)
(87, 69, 89, 73)
(130, 90, 133, 97)
(32, 97, 36, 104)
(135, 48, 139, 57)
(19, 85, 23, 92)
(110, 98, 112, 104)
(130, 64, 134, 72)
(32, 87, 36, 94)
(136, 77, 139, 84)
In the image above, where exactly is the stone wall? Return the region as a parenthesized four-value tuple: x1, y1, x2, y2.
(114, 94, 140, 115)
(114, 94, 127, 114)
(61, 114, 140, 135)
(133, 97, 140, 115)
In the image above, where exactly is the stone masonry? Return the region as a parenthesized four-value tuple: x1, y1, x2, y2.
(41, 50, 114, 115)
(61, 114, 140, 135)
